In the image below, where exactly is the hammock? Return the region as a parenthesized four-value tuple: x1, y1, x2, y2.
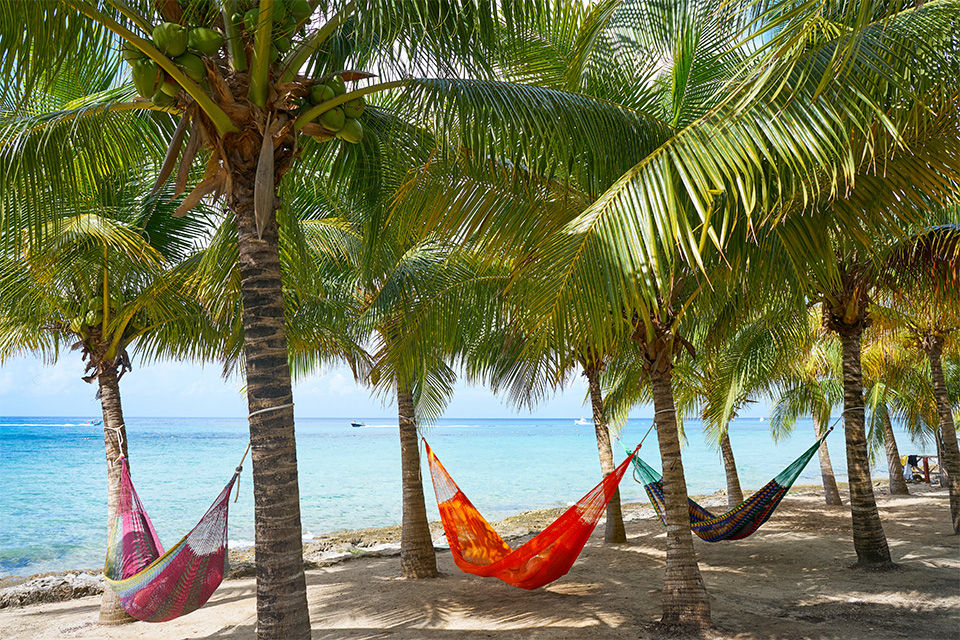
(103, 456, 241, 622)
(424, 439, 639, 589)
(626, 428, 832, 542)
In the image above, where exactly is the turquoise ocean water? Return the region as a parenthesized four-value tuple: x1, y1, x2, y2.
(0, 415, 935, 577)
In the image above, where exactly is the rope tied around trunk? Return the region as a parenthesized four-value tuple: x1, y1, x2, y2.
(248, 402, 294, 418)
(108, 424, 126, 465)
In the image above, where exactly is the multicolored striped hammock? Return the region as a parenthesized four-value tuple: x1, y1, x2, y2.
(626, 428, 832, 542)
(103, 457, 241, 621)
(425, 439, 639, 589)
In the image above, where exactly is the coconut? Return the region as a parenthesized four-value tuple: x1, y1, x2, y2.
(289, 0, 311, 20)
(337, 118, 363, 144)
(188, 27, 224, 56)
(327, 75, 346, 96)
(310, 83, 335, 104)
(343, 98, 365, 119)
(152, 22, 188, 57)
(174, 53, 206, 82)
(243, 8, 260, 33)
(274, 35, 291, 52)
(121, 41, 143, 62)
(159, 79, 180, 97)
(318, 107, 345, 132)
(131, 59, 159, 97)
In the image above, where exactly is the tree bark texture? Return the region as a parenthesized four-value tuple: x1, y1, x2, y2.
(813, 414, 843, 506)
(718, 429, 743, 510)
(97, 364, 134, 626)
(398, 383, 438, 578)
(585, 367, 627, 543)
(233, 172, 312, 640)
(927, 338, 960, 533)
(650, 366, 712, 627)
(839, 331, 892, 567)
(882, 410, 909, 495)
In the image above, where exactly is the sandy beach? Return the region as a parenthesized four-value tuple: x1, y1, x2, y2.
(1, 483, 957, 639)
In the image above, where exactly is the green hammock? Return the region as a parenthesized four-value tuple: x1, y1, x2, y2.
(625, 428, 832, 542)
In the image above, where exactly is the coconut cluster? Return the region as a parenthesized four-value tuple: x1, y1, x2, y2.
(67, 296, 124, 338)
(120, 1, 367, 147)
(304, 75, 366, 144)
(124, 20, 223, 106)
(234, 0, 311, 61)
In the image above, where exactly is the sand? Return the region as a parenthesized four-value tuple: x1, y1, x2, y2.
(1, 483, 957, 639)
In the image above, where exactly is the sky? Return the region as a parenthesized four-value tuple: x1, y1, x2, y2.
(0, 353, 776, 419)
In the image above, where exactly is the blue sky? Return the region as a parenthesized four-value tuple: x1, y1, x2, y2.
(0, 354, 772, 419)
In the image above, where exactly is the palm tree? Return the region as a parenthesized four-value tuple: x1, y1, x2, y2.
(861, 337, 923, 496)
(398, 0, 960, 623)
(770, 313, 844, 506)
(468, 315, 633, 544)
(878, 216, 960, 530)
(1, 2, 655, 633)
(675, 305, 807, 509)
(0, 167, 216, 624)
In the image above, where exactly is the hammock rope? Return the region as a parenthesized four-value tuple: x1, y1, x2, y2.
(622, 427, 834, 542)
(103, 448, 247, 622)
(425, 439, 639, 589)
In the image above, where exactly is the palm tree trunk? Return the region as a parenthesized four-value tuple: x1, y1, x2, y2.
(397, 382, 438, 578)
(585, 367, 626, 543)
(96, 363, 134, 626)
(718, 429, 743, 510)
(882, 410, 909, 495)
(813, 413, 842, 506)
(650, 364, 711, 627)
(839, 331, 892, 567)
(233, 172, 311, 640)
(926, 338, 960, 533)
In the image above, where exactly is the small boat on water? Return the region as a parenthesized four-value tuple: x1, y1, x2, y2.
(574, 418, 592, 426)
(89, 419, 103, 426)
(350, 422, 365, 428)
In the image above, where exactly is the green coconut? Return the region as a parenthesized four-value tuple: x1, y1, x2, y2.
(274, 35, 291, 52)
(343, 98, 365, 119)
(153, 22, 188, 57)
(151, 89, 175, 106)
(131, 59, 159, 97)
(159, 79, 180, 97)
(174, 53, 206, 82)
(309, 83, 335, 104)
(243, 8, 260, 33)
(289, 0, 311, 20)
(327, 75, 346, 96)
(272, 1, 288, 21)
(188, 27, 224, 55)
(318, 107, 345, 132)
(337, 118, 363, 144)
(121, 41, 143, 62)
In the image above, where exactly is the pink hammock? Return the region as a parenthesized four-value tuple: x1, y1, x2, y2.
(103, 457, 240, 622)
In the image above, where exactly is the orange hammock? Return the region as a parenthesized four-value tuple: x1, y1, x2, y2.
(424, 439, 639, 589)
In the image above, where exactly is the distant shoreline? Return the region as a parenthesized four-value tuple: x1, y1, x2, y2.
(0, 483, 839, 600)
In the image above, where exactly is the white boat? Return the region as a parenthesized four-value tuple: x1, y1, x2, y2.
(574, 418, 592, 426)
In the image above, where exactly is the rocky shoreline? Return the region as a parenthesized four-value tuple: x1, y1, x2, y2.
(0, 485, 831, 610)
